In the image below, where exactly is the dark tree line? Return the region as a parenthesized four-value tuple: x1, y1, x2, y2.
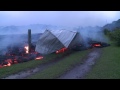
(104, 28, 120, 46)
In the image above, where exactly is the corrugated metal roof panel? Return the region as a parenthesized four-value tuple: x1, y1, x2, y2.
(35, 29, 79, 54)
(35, 30, 64, 54)
(50, 30, 77, 47)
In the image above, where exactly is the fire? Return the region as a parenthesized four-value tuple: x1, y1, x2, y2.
(14, 60, 18, 64)
(7, 62, 11, 66)
(0, 42, 44, 69)
(35, 56, 43, 60)
(24, 46, 29, 53)
(3, 62, 11, 67)
(56, 47, 67, 54)
(3, 59, 12, 67)
(94, 44, 101, 47)
(56, 51, 59, 54)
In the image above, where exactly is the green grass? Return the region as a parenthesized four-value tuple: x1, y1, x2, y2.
(27, 50, 90, 79)
(0, 52, 65, 78)
(85, 45, 120, 79)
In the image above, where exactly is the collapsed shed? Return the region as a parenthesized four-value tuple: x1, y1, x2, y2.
(35, 29, 83, 55)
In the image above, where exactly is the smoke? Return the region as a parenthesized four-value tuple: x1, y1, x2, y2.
(0, 34, 25, 54)
(0, 24, 110, 55)
(0, 33, 41, 55)
(0, 24, 67, 55)
(76, 26, 109, 46)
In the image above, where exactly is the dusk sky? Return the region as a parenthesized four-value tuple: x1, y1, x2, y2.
(0, 11, 120, 27)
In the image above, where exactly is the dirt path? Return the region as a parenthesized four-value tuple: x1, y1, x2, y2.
(58, 48, 102, 79)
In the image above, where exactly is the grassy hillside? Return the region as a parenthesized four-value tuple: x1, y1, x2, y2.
(85, 44, 120, 79)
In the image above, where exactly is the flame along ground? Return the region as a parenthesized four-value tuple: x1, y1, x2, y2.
(93, 44, 101, 47)
(56, 47, 68, 54)
(0, 45, 43, 69)
(0, 45, 68, 68)
(0, 42, 107, 69)
(35, 56, 43, 60)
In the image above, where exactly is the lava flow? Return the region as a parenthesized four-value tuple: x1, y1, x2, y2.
(0, 44, 43, 69)
(35, 56, 43, 60)
(93, 43, 101, 47)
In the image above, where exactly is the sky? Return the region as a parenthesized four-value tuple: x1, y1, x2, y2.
(0, 11, 120, 27)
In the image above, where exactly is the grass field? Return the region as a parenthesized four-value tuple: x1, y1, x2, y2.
(27, 50, 90, 79)
(85, 44, 120, 79)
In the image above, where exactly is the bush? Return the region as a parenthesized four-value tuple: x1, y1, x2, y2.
(107, 28, 120, 46)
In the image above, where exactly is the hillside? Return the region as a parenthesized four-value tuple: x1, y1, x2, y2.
(0, 24, 66, 35)
(102, 19, 120, 31)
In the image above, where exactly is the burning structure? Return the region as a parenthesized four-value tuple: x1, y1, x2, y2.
(35, 29, 110, 54)
(0, 28, 110, 68)
(0, 29, 43, 68)
(35, 29, 83, 55)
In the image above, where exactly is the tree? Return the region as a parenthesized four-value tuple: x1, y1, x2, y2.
(108, 28, 120, 46)
(103, 28, 110, 35)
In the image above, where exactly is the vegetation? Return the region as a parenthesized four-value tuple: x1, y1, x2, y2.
(27, 50, 90, 79)
(85, 44, 120, 79)
(104, 28, 120, 46)
(84, 27, 120, 79)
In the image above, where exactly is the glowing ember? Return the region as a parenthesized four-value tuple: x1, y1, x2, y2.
(14, 60, 18, 64)
(7, 62, 11, 66)
(3, 63, 11, 67)
(3, 65, 7, 67)
(24, 46, 29, 53)
(56, 47, 67, 54)
(94, 44, 101, 47)
(56, 51, 59, 54)
(35, 56, 43, 60)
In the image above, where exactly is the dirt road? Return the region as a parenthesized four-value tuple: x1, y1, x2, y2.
(58, 48, 102, 79)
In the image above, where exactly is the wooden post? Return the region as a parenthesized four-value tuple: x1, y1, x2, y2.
(28, 29, 31, 54)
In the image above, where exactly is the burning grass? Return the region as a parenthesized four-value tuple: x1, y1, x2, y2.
(85, 43, 120, 79)
(27, 50, 91, 79)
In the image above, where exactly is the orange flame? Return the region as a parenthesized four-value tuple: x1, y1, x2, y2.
(3, 62, 11, 67)
(24, 46, 29, 53)
(2, 59, 12, 67)
(56, 51, 59, 54)
(7, 62, 11, 66)
(35, 56, 43, 60)
(14, 60, 18, 64)
(56, 47, 67, 54)
(94, 44, 101, 47)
